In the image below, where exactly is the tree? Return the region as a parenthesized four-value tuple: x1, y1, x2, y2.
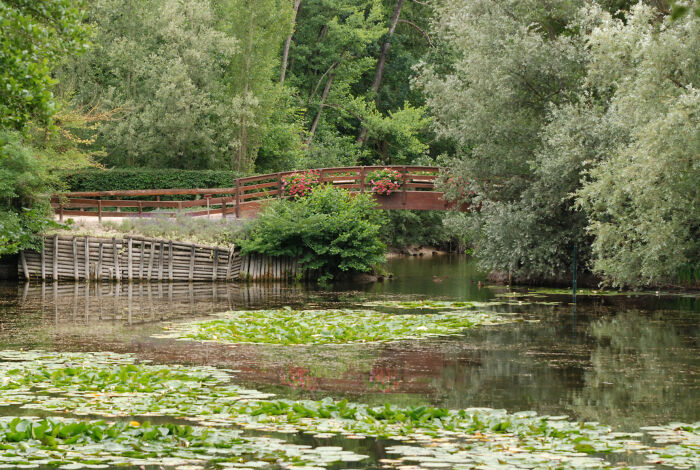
(415, 0, 589, 282)
(59, 0, 242, 170)
(0, 131, 59, 255)
(0, 0, 91, 255)
(0, 0, 90, 129)
(576, 4, 700, 287)
(418, 0, 699, 286)
(217, 0, 296, 172)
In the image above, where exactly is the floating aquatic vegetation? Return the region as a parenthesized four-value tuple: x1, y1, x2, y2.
(641, 423, 700, 469)
(0, 350, 272, 416)
(153, 308, 513, 345)
(0, 416, 367, 468)
(362, 300, 504, 310)
(1, 351, 698, 470)
(498, 288, 642, 297)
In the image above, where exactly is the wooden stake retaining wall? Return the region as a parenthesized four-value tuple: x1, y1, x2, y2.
(236, 253, 303, 281)
(18, 235, 302, 282)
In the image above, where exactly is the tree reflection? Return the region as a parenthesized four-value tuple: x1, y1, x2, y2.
(569, 309, 699, 429)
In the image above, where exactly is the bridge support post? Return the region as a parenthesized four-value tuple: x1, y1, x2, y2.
(401, 166, 407, 207)
(235, 179, 241, 218)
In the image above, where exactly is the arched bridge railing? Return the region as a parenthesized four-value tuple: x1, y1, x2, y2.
(52, 166, 463, 220)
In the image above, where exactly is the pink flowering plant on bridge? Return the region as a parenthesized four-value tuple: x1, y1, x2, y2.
(281, 170, 321, 199)
(366, 168, 402, 195)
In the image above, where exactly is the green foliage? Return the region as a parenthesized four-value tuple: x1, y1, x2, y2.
(157, 307, 510, 345)
(0, 0, 90, 129)
(48, 0, 441, 172)
(575, 5, 700, 287)
(216, 0, 298, 172)
(381, 210, 465, 249)
(239, 185, 387, 281)
(254, 88, 307, 172)
(416, 0, 589, 283)
(59, 0, 241, 169)
(0, 417, 197, 447)
(419, 0, 699, 286)
(61, 169, 242, 194)
(0, 131, 60, 255)
(3, 350, 700, 469)
(299, 129, 367, 169)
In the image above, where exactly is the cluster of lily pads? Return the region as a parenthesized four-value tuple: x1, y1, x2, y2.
(0, 350, 698, 469)
(153, 307, 514, 345)
(0, 416, 361, 468)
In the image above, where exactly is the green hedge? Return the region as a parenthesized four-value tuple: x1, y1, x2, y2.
(59, 169, 243, 193)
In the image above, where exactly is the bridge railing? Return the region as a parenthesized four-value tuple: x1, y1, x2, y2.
(51, 166, 443, 220)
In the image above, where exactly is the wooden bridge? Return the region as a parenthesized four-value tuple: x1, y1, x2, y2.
(52, 166, 463, 220)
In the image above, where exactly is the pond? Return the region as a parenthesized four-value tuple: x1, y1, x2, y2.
(0, 255, 698, 469)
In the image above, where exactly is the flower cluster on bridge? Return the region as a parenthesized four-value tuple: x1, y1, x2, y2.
(281, 170, 321, 198)
(366, 168, 402, 195)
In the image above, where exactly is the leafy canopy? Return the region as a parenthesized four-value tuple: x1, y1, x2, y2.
(0, 0, 90, 129)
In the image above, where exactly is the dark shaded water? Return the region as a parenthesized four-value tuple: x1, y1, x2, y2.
(0, 255, 698, 433)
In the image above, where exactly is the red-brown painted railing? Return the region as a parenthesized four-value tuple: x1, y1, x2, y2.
(51, 166, 457, 220)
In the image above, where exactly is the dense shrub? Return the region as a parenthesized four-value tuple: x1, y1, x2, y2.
(239, 186, 387, 282)
(0, 132, 60, 255)
(60, 169, 244, 196)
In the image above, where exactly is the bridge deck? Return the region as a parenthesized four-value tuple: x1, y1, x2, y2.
(52, 166, 465, 220)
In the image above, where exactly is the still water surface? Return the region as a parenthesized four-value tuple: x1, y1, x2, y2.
(0, 255, 697, 434)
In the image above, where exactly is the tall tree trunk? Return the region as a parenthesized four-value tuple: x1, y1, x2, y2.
(280, 0, 302, 83)
(357, 0, 404, 146)
(236, 9, 255, 172)
(306, 74, 334, 145)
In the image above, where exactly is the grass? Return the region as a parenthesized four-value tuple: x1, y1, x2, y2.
(54, 214, 249, 246)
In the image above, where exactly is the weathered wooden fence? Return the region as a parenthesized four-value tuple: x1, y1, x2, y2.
(18, 235, 304, 282)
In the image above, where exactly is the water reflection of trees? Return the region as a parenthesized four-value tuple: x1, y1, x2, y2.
(433, 306, 590, 416)
(433, 304, 698, 429)
(569, 309, 699, 429)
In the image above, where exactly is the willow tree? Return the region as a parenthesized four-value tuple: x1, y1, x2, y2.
(415, 0, 589, 282)
(418, 0, 699, 286)
(576, 4, 700, 287)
